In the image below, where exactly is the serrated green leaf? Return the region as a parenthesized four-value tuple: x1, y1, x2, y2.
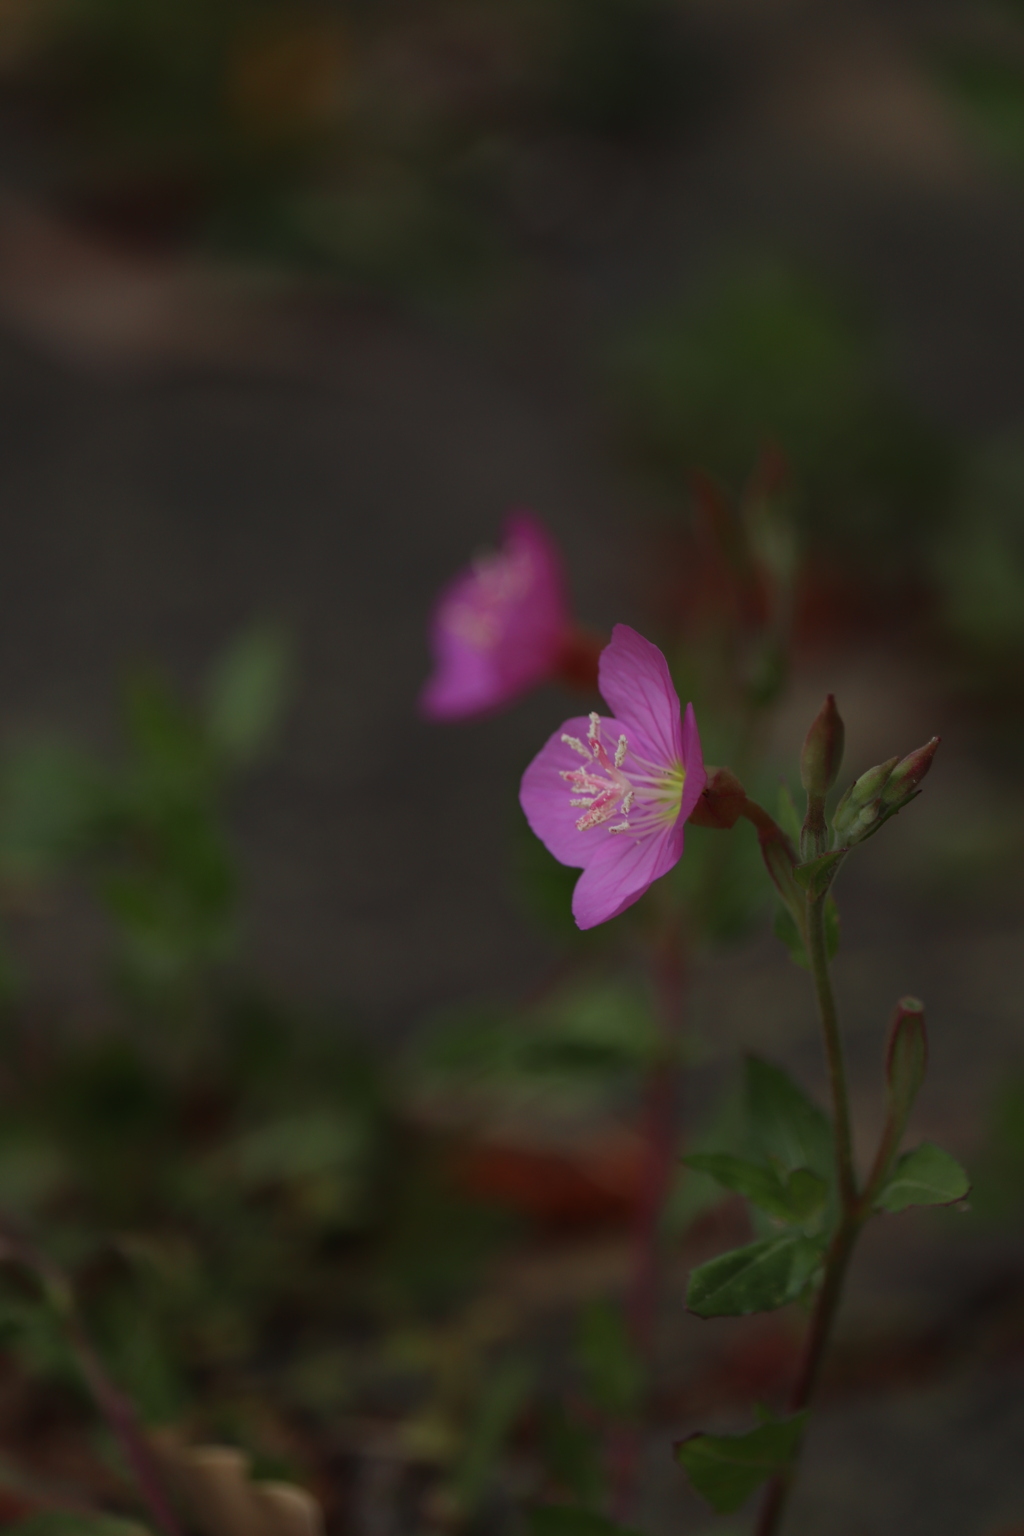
(682, 1154, 822, 1225)
(744, 1058, 834, 1183)
(875, 1142, 970, 1213)
(676, 1413, 807, 1513)
(686, 1232, 823, 1317)
(530, 1508, 641, 1536)
(793, 849, 847, 899)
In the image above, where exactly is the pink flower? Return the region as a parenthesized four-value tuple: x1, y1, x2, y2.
(520, 625, 706, 929)
(420, 512, 573, 721)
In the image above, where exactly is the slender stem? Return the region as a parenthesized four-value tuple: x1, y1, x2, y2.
(0, 1219, 182, 1536)
(805, 895, 857, 1212)
(755, 891, 862, 1536)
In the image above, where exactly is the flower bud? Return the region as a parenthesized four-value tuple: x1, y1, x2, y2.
(800, 694, 845, 799)
(689, 765, 748, 830)
(878, 737, 941, 814)
(885, 996, 928, 1127)
(832, 736, 940, 846)
(831, 755, 899, 845)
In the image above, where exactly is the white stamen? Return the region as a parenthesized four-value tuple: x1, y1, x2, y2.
(561, 734, 591, 760)
(570, 797, 595, 806)
(609, 820, 632, 833)
(620, 789, 634, 814)
(614, 735, 628, 767)
(587, 711, 601, 740)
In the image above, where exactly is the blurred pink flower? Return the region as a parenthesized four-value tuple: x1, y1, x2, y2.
(420, 512, 574, 720)
(520, 625, 706, 929)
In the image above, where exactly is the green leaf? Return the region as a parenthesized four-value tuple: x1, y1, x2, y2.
(683, 1153, 786, 1212)
(793, 849, 847, 899)
(682, 1154, 825, 1225)
(205, 625, 291, 764)
(575, 1299, 644, 1418)
(774, 898, 839, 970)
(686, 1232, 823, 1317)
(676, 1413, 807, 1513)
(784, 1167, 829, 1221)
(875, 1142, 970, 1213)
(455, 1356, 535, 1511)
(529, 1509, 640, 1536)
(744, 1057, 834, 1183)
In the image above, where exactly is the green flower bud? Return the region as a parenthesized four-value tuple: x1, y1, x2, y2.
(831, 756, 899, 845)
(831, 736, 940, 846)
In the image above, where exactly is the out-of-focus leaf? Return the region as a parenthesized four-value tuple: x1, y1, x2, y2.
(676, 1413, 806, 1513)
(0, 738, 106, 881)
(4, 1517, 149, 1536)
(539, 1401, 603, 1510)
(530, 1507, 640, 1536)
(575, 1299, 643, 1418)
(874, 1143, 970, 1213)
(454, 1355, 534, 1511)
(205, 625, 291, 764)
(686, 1232, 823, 1317)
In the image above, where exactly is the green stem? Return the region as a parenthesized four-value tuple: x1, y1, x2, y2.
(806, 894, 857, 1213)
(755, 891, 862, 1536)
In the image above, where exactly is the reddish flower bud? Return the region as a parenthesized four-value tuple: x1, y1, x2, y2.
(800, 694, 845, 799)
(689, 765, 748, 830)
(879, 737, 940, 813)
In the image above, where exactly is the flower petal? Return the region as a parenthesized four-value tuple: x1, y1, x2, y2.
(598, 624, 682, 764)
(419, 510, 569, 720)
(520, 714, 630, 867)
(571, 817, 685, 929)
(679, 701, 707, 822)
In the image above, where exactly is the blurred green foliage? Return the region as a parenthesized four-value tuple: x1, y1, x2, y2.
(608, 265, 954, 560)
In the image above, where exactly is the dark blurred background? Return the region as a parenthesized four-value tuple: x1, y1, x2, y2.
(3, 1, 1024, 1532)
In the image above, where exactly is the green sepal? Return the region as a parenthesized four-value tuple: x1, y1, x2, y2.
(529, 1508, 641, 1536)
(686, 1232, 824, 1317)
(774, 898, 839, 971)
(793, 848, 847, 900)
(874, 1142, 970, 1213)
(683, 1154, 826, 1225)
(676, 1412, 808, 1513)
